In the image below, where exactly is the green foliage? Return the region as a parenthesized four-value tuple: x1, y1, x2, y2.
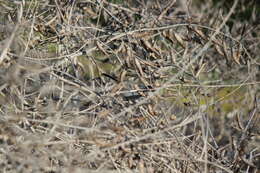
(164, 85, 248, 116)
(75, 55, 121, 80)
(46, 43, 58, 53)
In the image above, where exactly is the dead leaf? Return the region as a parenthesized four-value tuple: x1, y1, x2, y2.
(231, 45, 242, 65)
(173, 32, 186, 48)
(134, 58, 145, 77)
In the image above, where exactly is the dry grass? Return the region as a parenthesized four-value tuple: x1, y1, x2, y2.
(0, 0, 259, 172)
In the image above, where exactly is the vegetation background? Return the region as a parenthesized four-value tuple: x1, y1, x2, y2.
(0, 0, 259, 172)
